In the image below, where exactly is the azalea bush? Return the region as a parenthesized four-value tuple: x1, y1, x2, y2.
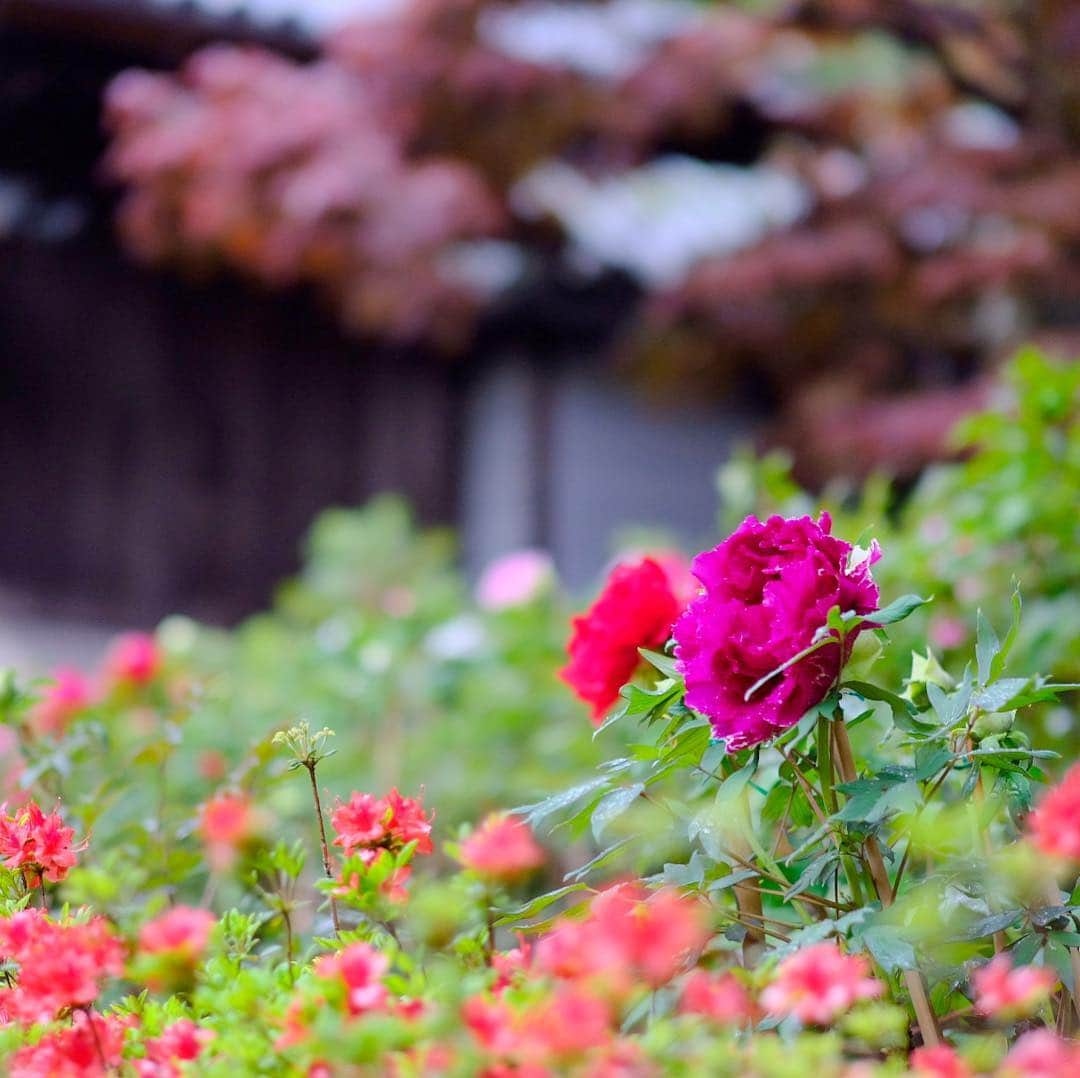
(0, 350, 1077, 1073)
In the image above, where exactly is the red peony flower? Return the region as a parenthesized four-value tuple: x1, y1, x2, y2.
(139, 905, 216, 958)
(458, 814, 545, 881)
(561, 558, 684, 723)
(1028, 763, 1080, 860)
(0, 800, 85, 885)
(674, 514, 880, 749)
(30, 668, 92, 738)
(760, 941, 881, 1025)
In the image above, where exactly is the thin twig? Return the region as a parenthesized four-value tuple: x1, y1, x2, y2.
(304, 762, 341, 935)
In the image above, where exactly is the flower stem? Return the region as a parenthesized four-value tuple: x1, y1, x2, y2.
(832, 717, 941, 1048)
(816, 717, 864, 907)
(304, 762, 341, 936)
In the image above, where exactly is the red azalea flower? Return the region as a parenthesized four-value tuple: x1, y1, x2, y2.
(10, 1010, 128, 1078)
(0, 910, 124, 1023)
(561, 558, 683, 723)
(314, 941, 389, 1016)
(331, 792, 389, 855)
(385, 787, 434, 854)
(0, 800, 85, 885)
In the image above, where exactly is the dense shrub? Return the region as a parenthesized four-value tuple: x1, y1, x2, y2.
(0, 349, 1076, 1074)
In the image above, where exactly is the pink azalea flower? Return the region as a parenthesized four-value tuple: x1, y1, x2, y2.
(536, 883, 707, 993)
(679, 969, 753, 1024)
(1028, 763, 1080, 860)
(476, 549, 554, 610)
(910, 1044, 972, 1078)
(999, 1029, 1080, 1077)
(139, 906, 216, 958)
(760, 942, 881, 1025)
(674, 514, 880, 748)
(458, 814, 545, 881)
(972, 955, 1056, 1019)
(314, 942, 389, 1016)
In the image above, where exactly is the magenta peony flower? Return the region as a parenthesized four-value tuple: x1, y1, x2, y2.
(673, 513, 880, 748)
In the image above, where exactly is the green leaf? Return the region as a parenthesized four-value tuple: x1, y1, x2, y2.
(784, 851, 838, 900)
(494, 884, 589, 927)
(638, 648, 680, 679)
(514, 776, 611, 827)
(591, 784, 644, 841)
(841, 682, 918, 717)
(976, 609, 1000, 686)
(708, 868, 757, 893)
(871, 594, 932, 627)
(860, 924, 917, 972)
(563, 838, 633, 883)
(990, 587, 1022, 681)
(915, 744, 953, 782)
(947, 910, 1024, 942)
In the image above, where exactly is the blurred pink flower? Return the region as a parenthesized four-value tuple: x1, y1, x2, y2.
(105, 632, 162, 688)
(476, 549, 554, 610)
(972, 955, 1056, 1019)
(457, 814, 545, 880)
(910, 1044, 972, 1078)
(31, 668, 92, 737)
(1028, 763, 1080, 860)
(679, 970, 752, 1024)
(139, 906, 216, 958)
(999, 1029, 1080, 1077)
(929, 615, 969, 650)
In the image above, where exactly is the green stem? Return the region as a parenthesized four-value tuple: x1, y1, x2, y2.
(817, 716, 864, 907)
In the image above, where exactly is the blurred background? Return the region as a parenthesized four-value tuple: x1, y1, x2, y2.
(1, 0, 1079, 665)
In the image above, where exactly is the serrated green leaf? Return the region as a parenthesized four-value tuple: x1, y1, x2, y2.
(871, 594, 932, 627)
